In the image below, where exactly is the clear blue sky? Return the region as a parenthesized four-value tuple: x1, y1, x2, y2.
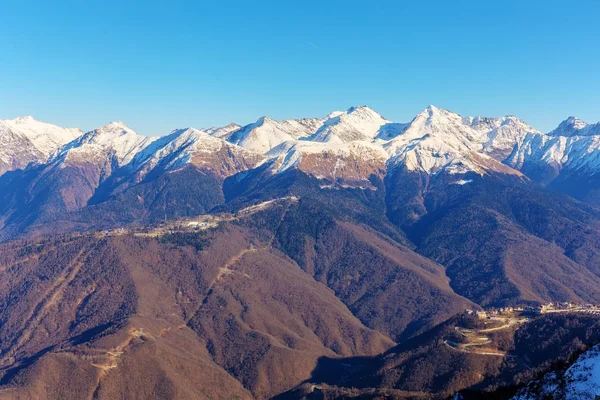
(1, 0, 599, 135)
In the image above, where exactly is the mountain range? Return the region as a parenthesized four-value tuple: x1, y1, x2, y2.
(3, 105, 600, 205)
(1, 105, 600, 399)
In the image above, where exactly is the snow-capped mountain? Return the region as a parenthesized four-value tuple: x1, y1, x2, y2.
(383, 105, 535, 176)
(306, 105, 404, 143)
(2, 106, 600, 198)
(548, 116, 600, 137)
(54, 121, 157, 167)
(129, 127, 264, 180)
(504, 116, 600, 198)
(266, 140, 389, 188)
(0, 116, 81, 175)
(3, 107, 600, 400)
(204, 123, 242, 139)
(223, 116, 325, 153)
(225, 105, 535, 182)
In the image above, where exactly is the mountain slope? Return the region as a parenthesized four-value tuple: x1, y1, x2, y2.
(506, 117, 600, 202)
(0, 125, 264, 241)
(225, 116, 325, 153)
(0, 216, 393, 399)
(0, 116, 81, 175)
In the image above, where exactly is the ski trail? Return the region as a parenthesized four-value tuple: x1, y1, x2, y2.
(0, 247, 89, 367)
(90, 328, 149, 399)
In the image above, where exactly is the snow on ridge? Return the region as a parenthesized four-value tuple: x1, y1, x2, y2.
(205, 123, 241, 139)
(1, 116, 82, 157)
(213, 105, 546, 177)
(4, 107, 600, 180)
(225, 114, 326, 154)
(513, 343, 600, 400)
(548, 116, 600, 137)
(306, 105, 399, 144)
(266, 139, 388, 173)
(125, 126, 264, 176)
(54, 121, 158, 167)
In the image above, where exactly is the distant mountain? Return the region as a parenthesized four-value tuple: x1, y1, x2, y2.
(0, 116, 81, 175)
(506, 116, 600, 201)
(2, 107, 600, 197)
(548, 116, 600, 137)
(224, 116, 325, 153)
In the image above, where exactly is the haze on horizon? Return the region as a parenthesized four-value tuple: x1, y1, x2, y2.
(1, 0, 599, 136)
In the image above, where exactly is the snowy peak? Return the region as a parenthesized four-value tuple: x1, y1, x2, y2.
(9, 115, 36, 124)
(421, 104, 442, 117)
(205, 123, 241, 139)
(227, 115, 325, 154)
(549, 116, 600, 137)
(3, 106, 600, 187)
(505, 115, 600, 179)
(309, 105, 397, 143)
(383, 106, 537, 175)
(57, 122, 157, 167)
(345, 105, 382, 118)
(89, 121, 136, 138)
(128, 126, 264, 180)
(1, 115, 82, 154)
(76, 121, 148, 148)
(0, 116, 83, 175)
(102, 121, 130, 130)
(222, 105, 536, 178)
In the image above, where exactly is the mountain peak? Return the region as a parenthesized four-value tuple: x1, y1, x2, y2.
(345, 105, 382, 118)
(418, 105, 445, 117)
(346, 105, 370, 113)
(205, 123, 241, 139)
(548, 116, 598, 137)
(255, 116, 275, 125)
(100, 121, 132, 132)
(10, 115, 37, 124)
(565, 116, 587, 129)
(86, 121, 140, 141)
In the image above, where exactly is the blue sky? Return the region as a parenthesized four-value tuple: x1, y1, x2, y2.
(1, 0, 599, 135)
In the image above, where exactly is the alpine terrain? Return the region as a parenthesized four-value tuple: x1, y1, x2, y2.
(1, 105, 600, 399)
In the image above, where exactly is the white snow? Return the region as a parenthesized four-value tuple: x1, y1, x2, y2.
(1, 116, 82, 155)
(0, 116, 83, 174)
(221, 104, 539, 177)
(267, 139, 388, 173)
(453, 179, 473, 185)
(130, 127, 263, 174)
(56, 121, 158, 167)
(513, 344, 600, 400)
(548, 116, 600, 137)
(563, 344, 600, 399)
(506, 127, 600, 174)
(4, 107, 600, 184)
(204, 123, 241, 139)
(382, 105, 536, 175)
(225, 116, 325, 153)
(307, 105, 403, 143)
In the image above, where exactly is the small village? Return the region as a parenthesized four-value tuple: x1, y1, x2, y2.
(444, 302, 600, 357)
(465, 301, 600, 320)
(93, 196, 300, 239)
